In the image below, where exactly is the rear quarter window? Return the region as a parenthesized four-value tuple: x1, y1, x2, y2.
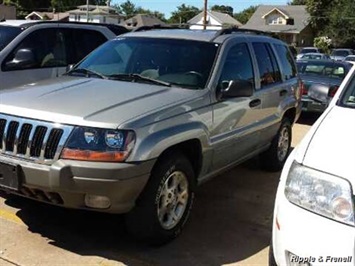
(274, 44, 297, 80)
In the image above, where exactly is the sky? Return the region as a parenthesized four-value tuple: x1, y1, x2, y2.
(111, 0, 289, 18)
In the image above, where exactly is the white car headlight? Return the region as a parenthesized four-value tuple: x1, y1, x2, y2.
(285, 161, 354, 226)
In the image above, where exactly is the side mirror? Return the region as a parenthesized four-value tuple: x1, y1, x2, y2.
(220, 79, 253, 98)
(5, 49, 36, 70)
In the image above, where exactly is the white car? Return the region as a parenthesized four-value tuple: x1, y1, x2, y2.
(270, 63, 355, 266)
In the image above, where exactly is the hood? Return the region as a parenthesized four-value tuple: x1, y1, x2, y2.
(0, 76, 203, 128)
(302, 105, 355, 188)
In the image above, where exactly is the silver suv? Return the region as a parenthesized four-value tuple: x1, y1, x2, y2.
(0, 20, 128, 89)
(0, 28, 301, 244)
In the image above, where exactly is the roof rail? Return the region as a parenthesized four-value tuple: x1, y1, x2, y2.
(212, 26, 279, 40)
(132, 24, 189, 32)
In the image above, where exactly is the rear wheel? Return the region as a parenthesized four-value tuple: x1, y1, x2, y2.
(261, 118, 292, 172)
(125, 152, 195, 245)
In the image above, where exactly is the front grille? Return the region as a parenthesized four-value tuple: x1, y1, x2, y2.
(0, 114, 73, 164)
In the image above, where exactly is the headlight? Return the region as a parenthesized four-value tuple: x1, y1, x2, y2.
(285, 161, 354, 226)
(60, 127, 135, 162)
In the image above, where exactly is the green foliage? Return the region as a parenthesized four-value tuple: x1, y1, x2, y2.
(211, 5, 233, 16)
(168, 4, 200, 24)
(113, 0, 166, 21)
(233, 5, 257, 25)
(288, 0, 307, 4)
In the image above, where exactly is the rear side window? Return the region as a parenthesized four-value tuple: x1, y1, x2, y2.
(252, 42, 281, 87)
(71, 29, 107, 63)
(274, 44, 297, 80)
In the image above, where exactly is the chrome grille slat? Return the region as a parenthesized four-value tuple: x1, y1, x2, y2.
(0, 114, 73, 164)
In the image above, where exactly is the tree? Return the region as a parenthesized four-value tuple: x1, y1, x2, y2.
(211, 5, 233, 16)
(135, 7, 166, 22)
(168, 4, 200, 24)
(233, 6, 257, 25)
(288, 0, 307, 4)
(115, 0, 136, 18)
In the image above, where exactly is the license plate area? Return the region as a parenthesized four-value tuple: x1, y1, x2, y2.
(0, 161, 21, 191)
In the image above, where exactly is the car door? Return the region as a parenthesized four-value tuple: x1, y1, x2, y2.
(57, 28, 109, 77)
(210, 40, 264, 170)
(251, 41, 296, 147)
(0, 26, 64, 89)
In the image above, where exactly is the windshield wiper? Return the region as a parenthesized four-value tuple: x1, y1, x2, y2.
(66, 68, 107, 79)
(107, 73, 171, 87)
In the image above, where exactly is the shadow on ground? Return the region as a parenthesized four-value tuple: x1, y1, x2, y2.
(2, 159, 279, 266)
(297, 112, 321, 126)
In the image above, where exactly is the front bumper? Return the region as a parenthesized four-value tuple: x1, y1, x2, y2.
(272, 188, 355, 266)
(0, 155, 155, 213)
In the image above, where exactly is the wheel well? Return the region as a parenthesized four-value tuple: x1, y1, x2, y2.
(156, 139, 202, 180)
(283, 108, 296, 124)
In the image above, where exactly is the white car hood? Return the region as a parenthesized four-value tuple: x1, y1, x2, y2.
(302, 105, 355, 187)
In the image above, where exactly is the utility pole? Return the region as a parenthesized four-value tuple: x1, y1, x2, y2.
(86, 0, 89, 22)
(203, 0, 207, 30)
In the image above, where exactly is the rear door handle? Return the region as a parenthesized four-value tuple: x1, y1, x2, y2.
(249, 99, 261, 108)
(280, 89, 288, 97)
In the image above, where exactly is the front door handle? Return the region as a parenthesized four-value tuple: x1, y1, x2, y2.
(280, 89, 288, 97)
(249, 99, 261, 108)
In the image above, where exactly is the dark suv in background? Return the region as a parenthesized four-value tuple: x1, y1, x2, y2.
(0, 20, 128, 89)
(0, 27, 301, 244)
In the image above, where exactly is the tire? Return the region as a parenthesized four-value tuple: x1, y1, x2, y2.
(261, 118, 292, 172)
(125, 151, 195, 245)
(269, 239, 278, 266)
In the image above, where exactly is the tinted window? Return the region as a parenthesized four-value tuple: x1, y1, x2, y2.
(331, 50, 352, 57)
(71, 29, 107, 63)
(301, 48, 318, 54)
(0, 26, 22, 51)
(253, 42, 281, 87)
(3, 28, 67, 71)
(274, 44, 297, 80)
(219, 43, 254, 89)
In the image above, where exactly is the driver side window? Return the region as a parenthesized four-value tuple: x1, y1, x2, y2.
(219, 43, 254, 89)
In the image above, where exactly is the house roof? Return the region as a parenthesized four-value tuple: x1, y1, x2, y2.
(69, 5, 123, 17)
(188, 10, 242, 27)
(242, 5, 310, 33)
(124, 14, 165, 28)
(25, 11, 69, 21)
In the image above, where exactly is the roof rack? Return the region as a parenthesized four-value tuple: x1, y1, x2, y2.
(19, 20, 129, 30)
(132, 24, 189, 32)
(212, 26, 279, 40)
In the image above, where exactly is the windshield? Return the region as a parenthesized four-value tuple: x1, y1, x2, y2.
(339, 72, 355, 108)
(72, 37, 218, 89)
(331, 50, 352, 57)
(0, 26, 22, 51)
(301, 48, 317, 54)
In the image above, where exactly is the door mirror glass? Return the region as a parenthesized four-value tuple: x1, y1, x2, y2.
(221, 79, 253, 98)
(4, 48, 36, 70)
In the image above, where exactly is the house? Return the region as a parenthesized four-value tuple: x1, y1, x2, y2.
(25, 11, 69, 21)
(68, 5, 124, 24)
(123, 14, 165, 29)
(242, 5, 314, 47)
(0, 4, 16, 20)
(188, 10, 242, 30)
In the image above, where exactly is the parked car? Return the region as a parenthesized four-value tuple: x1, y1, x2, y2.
(330, 48, 354, 61)
(344, 55, 355, 62)
(269, 63, 355, 266)
(299, 52, 330, 60)
(0, 28, 301, 245)
(297, 59, 352, 113)
(0, 20, 128, 90)
(296, 47, 323, 60)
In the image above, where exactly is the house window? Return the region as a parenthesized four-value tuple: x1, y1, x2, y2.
(269, 16, 284, 25)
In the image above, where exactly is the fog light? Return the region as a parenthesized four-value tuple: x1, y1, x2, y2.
(287, 251, 312, 266)
(85, 194, 111, 209)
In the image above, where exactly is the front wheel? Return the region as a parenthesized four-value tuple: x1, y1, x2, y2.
(261, 118, 292, 172)
(125, 152, 195, 245)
